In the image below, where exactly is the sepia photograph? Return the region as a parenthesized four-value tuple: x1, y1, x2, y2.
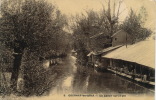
(0, 0, 155, 100)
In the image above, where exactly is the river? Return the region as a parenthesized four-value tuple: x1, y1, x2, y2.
(2, 55, 154, 100)
(48, 55, 154, 96)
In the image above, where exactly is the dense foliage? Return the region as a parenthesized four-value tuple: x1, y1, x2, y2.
(121, 8, 152, 43)
(71, 9, 118, 65)
(72, 7, 152, 65)
(0, 0, 70, 94)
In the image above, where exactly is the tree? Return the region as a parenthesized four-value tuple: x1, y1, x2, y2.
(120, 8, 152, 43)
(0, 0, 67, 91)
(72, 0, 124, 52)
(71, 9, 113, 65)
(71, 0, 119, 64)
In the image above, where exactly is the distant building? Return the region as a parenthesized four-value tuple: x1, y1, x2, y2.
(87, 30, 133, 70)
(111, 30, 133, 46)
(90, 33, 112, 49)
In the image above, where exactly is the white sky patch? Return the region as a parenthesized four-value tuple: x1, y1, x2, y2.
(46, 0, 156, 31)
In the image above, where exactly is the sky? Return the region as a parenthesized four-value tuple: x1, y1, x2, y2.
(46, 0, 156, 32)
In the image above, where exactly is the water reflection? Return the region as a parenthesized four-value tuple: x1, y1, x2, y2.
(72, 67, 153, 95)
(30, 56, 154, 96)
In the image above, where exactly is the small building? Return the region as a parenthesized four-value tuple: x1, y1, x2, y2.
(111, 30, 133, 47)
(90, 33, 112, 49)
(87, 51, 96, 63)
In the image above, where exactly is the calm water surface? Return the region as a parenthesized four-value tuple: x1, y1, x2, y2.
(47, 56, 154, 96)
(2, 55, 154, 100)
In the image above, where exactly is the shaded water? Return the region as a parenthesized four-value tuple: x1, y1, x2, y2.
(2, 55, 154, 100)
(46, 55, 154, 96)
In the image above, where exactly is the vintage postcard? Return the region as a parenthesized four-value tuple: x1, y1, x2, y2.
(0, 0, 155, 100)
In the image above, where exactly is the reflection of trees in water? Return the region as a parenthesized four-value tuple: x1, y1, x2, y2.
(72, 67, 89, 93)
(72, 67, 117, 94)
(119, 79, 153, 95)
(72, 68, 118, 94)
(87, 72, 118, 94)
(72, 66, 154, 95)
(24, 57, 154, 96)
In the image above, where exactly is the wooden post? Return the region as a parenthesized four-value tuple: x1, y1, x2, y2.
(140, 65, 143, 81)
(126, 33, 127, 48)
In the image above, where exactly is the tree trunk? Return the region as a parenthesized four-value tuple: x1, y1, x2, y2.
(10, 53, 23, 91)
